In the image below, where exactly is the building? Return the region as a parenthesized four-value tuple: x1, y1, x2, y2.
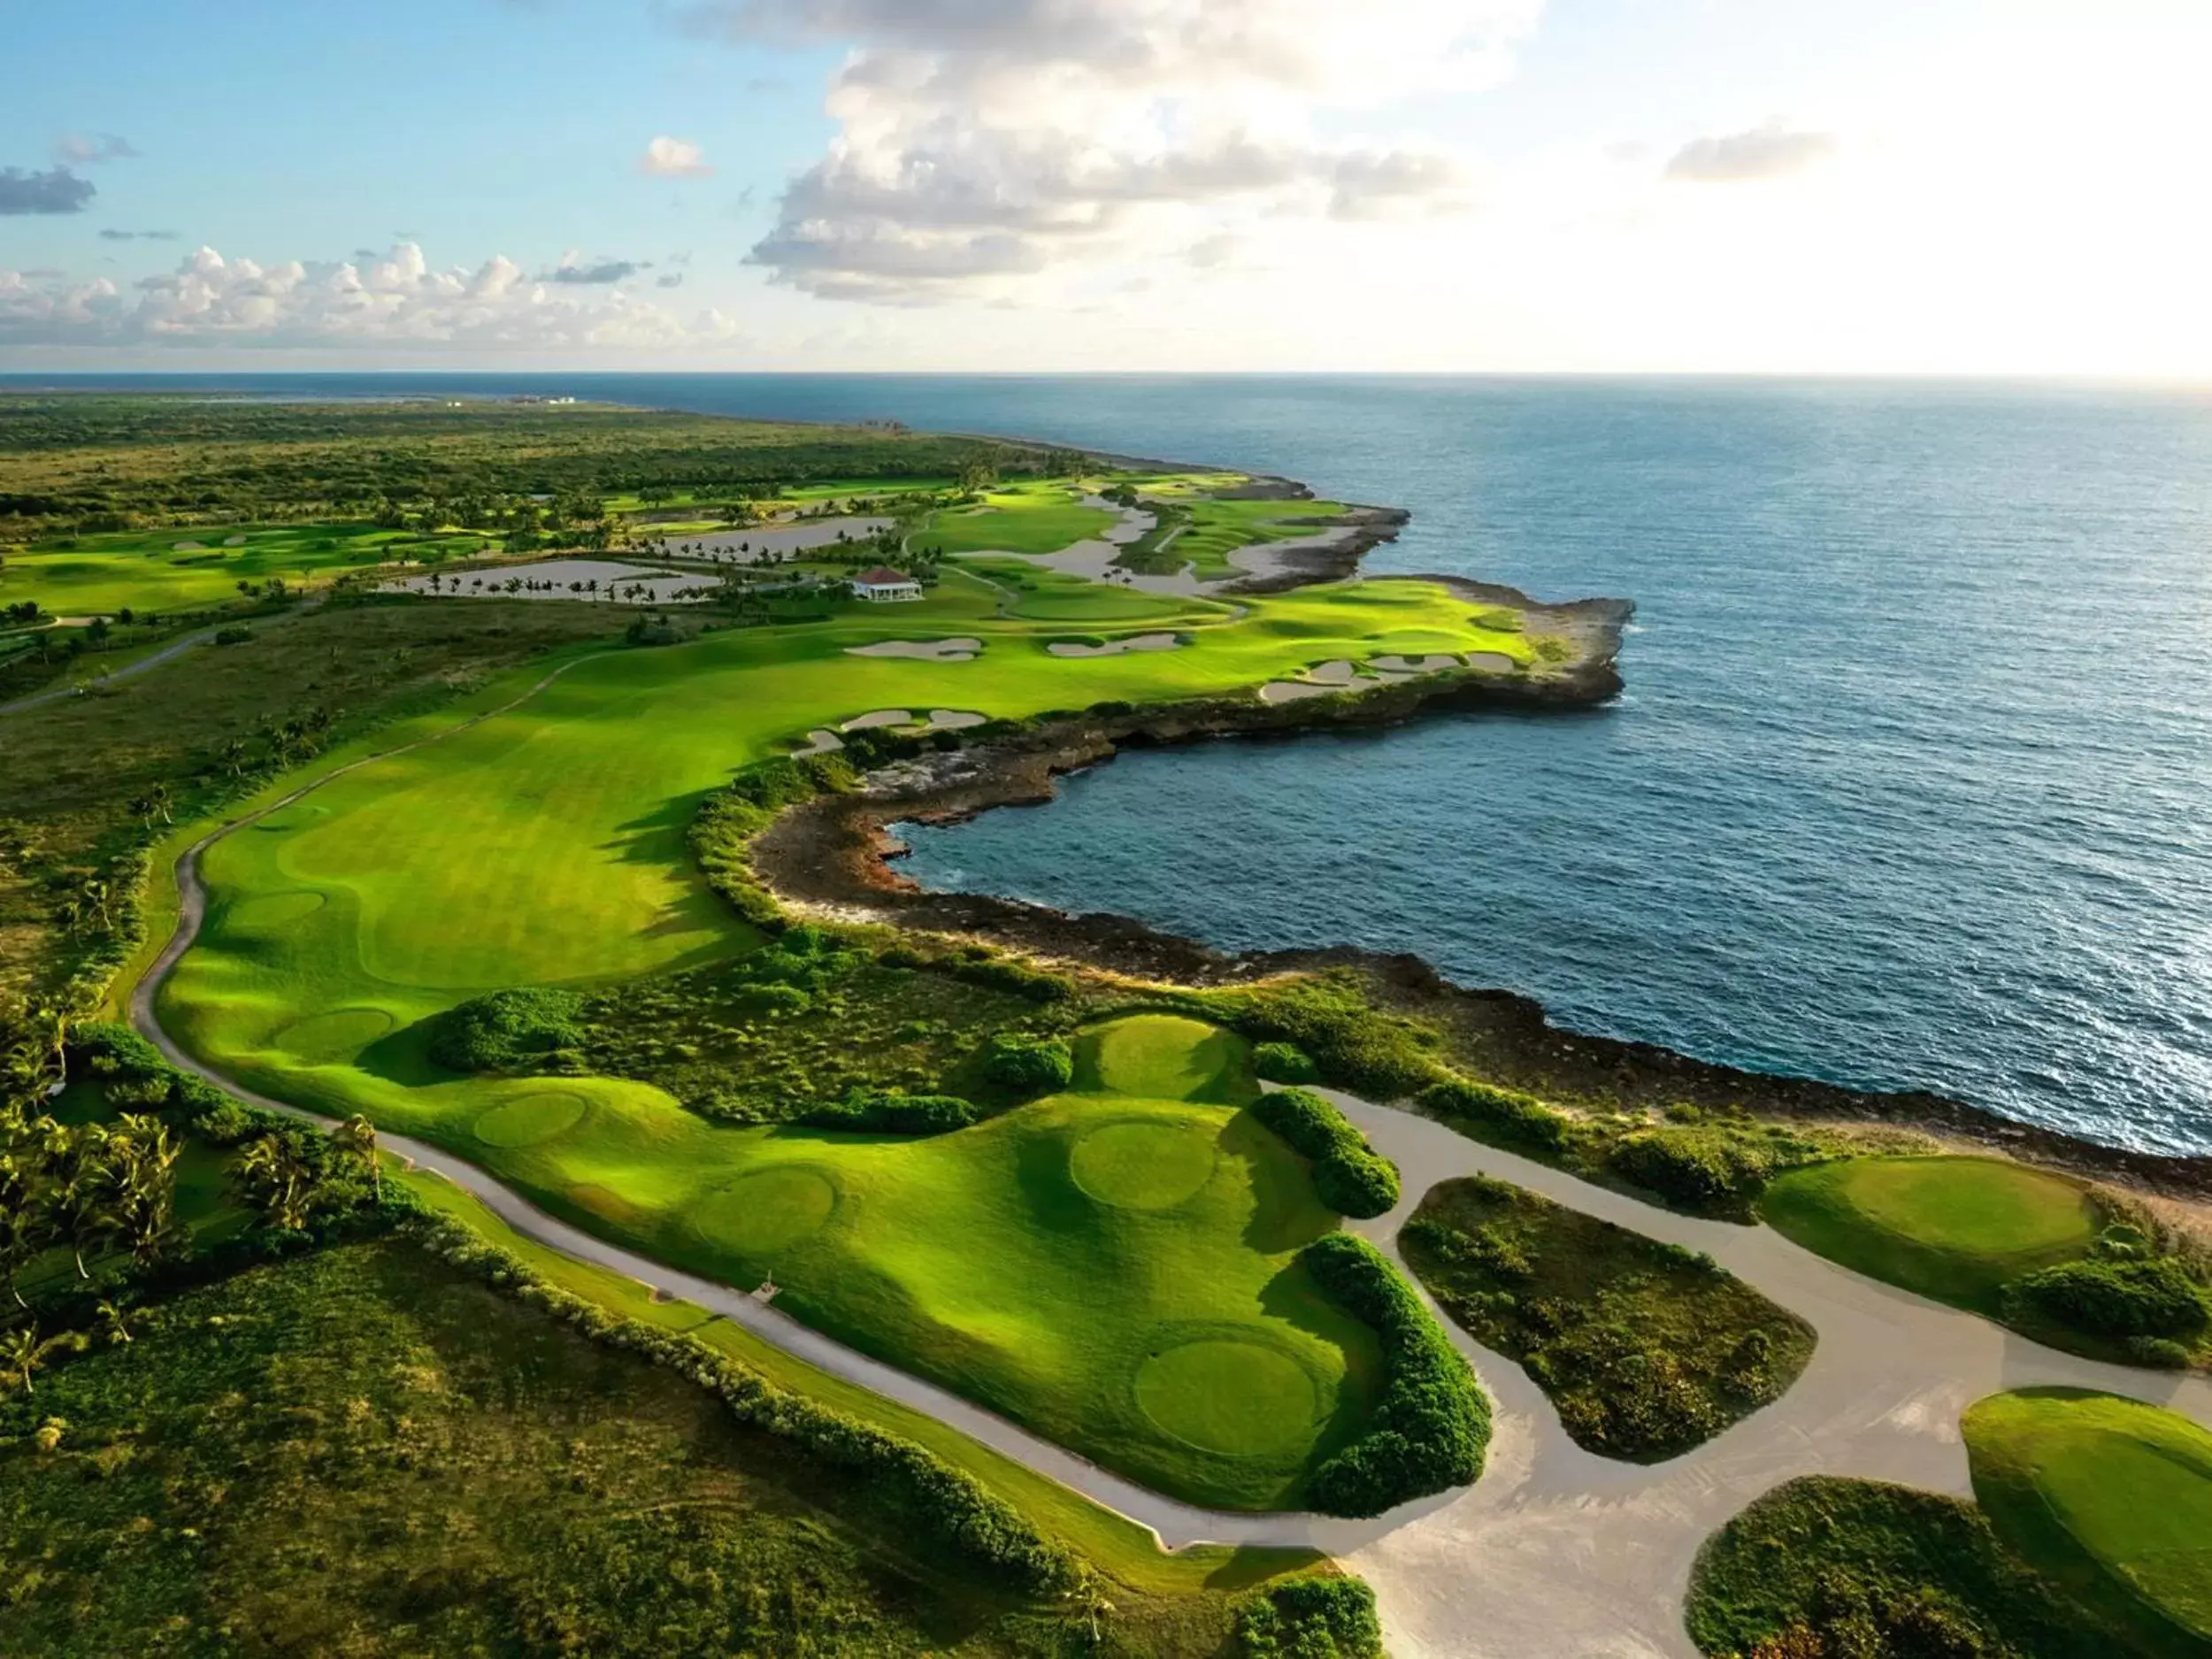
(852, 565, 923, 603)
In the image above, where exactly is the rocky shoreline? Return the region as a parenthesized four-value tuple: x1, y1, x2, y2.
(750, 577, 2212, 1208)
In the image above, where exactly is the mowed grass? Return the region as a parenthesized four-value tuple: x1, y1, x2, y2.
(923, 484, 1118, 555)
(1173, 499, 1360, 582)
(1762, 1155, 2105, 1315)
(0, 522, 481, 615)
(1966, 1389, 2212, 1655)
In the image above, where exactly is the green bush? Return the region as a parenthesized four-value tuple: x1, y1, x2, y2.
(1227, 974, 1443, 1100)
(1236, 1573, 1383, 1657)
(2008, 1257, 2208, 1341)
(1608, 1128, 1775, 1217)
(1300, 1233, 1488, 1516)
(947, 956, 1075, 1004)
(428, 987, 584, 1072)
(800, 1093, 981, 1136)
(1416, 1078, 1572, 1155)
(981, 1032, 1073, 1096)
(1253, 1041, 1319, 1084)
(1250, 1089, 1401, 1219)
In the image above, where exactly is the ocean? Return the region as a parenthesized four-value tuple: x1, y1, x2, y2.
(13, 373, 2210, 1151)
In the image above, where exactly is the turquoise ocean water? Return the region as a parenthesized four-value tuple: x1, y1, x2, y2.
(14, 373, 2209, 1150)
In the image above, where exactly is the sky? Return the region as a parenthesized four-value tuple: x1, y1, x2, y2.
(3, 0, 2208, 376)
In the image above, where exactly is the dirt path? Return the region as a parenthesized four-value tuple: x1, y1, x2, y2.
(0, 600, 320, 719)
(124, 664, 2212, 1655)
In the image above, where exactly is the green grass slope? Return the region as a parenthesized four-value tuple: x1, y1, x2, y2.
(1966, 1388, 2212, 1656)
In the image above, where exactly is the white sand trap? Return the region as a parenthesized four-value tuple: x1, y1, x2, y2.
(841, 709, 916, 733)
(381, 557, 709, 604)
(1304, 659, 1359, 685)
(1464, 651, 1520, 673)
(1047, 633, 1181, 658)
(926, 710, 987, 730)
(223, 534, 248, 547)
(1370, 653, 1463, 674)
(792, 728, 845, 757)
(653, 517, 892, 563)
(1260, 680, 1348, 703)
(847, 638, 982, 661)
(171, 541, 206, 551)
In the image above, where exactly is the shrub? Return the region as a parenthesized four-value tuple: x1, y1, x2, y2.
(981, 1032, 1073, 1096)
(1236, 1573, 1382, 1658)
(802, 1093, 981, 1135)
(212, 626, 251, 645)
(2008, 1257, 2208, 1341)
(1253, 1041, 1318, 1084)
(1251, 1089, 1401, 1219)
(1229, 974, 1443, 1100)
(1301, 1233, 1487, 1516)
(428, 987, 584, 1072)
(1416, 1078, 1572, 1156)
(1608, 1128, 1774, 1217)
(946, 956, 1074, 1004)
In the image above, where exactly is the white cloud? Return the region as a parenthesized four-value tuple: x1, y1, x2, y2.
(672, 0, 1531, 302)
(1664, 123, 1836, 184)
(0, 243, 740, 352)
(640, 135, 714, 177)
(53, 133, 139, 166)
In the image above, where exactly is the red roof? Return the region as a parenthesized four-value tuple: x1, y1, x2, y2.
(855, 566, 913, 585)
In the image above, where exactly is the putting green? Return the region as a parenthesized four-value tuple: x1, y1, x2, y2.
(472, 1090, 589, 1148)
(1763, 1156, 2102, 1312)
(1137, 1337, 1321, 1456)
(1071, 1118, 1220, 1210)
(695, 1166, 841, 1255)
(1087, 1013, 1248, 1102)
(1967, 1389, 2212, 1652)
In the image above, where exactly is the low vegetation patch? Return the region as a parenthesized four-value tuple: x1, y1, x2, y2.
(1402, 1175, 1814, 1461)
(1966, 1388, 2212, 1656)
(429, 986, 585, 1071)
(1250, 1088, 1402, 1219)
(1298, 1232, 1488, 1517)
(1687, 1475, 2107, 1658)
(1233, 1573, 1383, 1659)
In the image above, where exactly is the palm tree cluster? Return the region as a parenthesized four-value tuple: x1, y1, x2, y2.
(1, 1110, 181, 1312)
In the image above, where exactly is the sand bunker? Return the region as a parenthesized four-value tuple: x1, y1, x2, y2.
(846, 638, 982, 661)
(1047, 632, 1182, 658)
(841, 709, 915, 733)
(1303, 659, 1359, 685)
(835, 708, 987, 737)
(649, 516, 892, 564)
(1370, 653, 1462, 674)
(925, 710, 987, 730)
(1463, 650, 1520, 673)
(1259, 680, 1348, 703)
(223, 534, 248, 547)
(792, 728, 845, 757)
(171, 541, 205, 551)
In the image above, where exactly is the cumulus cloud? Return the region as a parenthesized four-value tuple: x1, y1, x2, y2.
(0, 165, 96, 215)
(1664, 123, 1836, 183)
(54, 133, 139, 165)
(0, 242, 740, 352)
(640, 135, 714, 177)
(541, 257, 649, 283)
(98, 227, 180, 242)
(671, 0, 1528, 301)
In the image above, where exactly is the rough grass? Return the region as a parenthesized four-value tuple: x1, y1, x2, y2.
(1966, 1388, 2212, 1656)
(1761, 1156, 2124, 1344)
(1687, 1475, 2108, 1658)
(1402, 1175, 1815, 1461)
(0, 1236, 1271, 1657)
(922, 485, 1118, 555)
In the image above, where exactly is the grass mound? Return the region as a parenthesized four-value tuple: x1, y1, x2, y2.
(694, 1165, 841, 1254)
(1083, 1012, 1251, 1102)
(1070, 1118, 1220, 1210)
(1403, 1174, 1814, 1462)
(1763, 1156, 2103, 1312)
(472, 1088, 590, 1148)
(276, 1006, 394, 1061)
(1966, 1388, 2212, 1655)
(1688, 1475, 2107, 1658)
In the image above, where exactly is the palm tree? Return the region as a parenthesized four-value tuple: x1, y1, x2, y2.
(333, 1114, 380, 1202)
(0, 1156, 51, 1309)
(45, 1123, 111, 1279)
(94, 1299, 134, 1347)
(236, 1133, 316, 1231)
(0, 1326, 86, 1396)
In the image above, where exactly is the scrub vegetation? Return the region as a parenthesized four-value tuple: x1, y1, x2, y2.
(1687, 1476, 2108, 1658)
(1402, 1175, 1814, 1461)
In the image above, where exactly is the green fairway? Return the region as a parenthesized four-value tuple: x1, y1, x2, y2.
(0, 523, 481, 615)
(1966, 1389, 2212, 1655)
(924, 483, 1118, 554)
(1762, 1155, 2104, 1312)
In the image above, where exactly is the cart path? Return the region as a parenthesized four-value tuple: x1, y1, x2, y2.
(0, 600, 323, 718)
(124, 659, 2212, 1655)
